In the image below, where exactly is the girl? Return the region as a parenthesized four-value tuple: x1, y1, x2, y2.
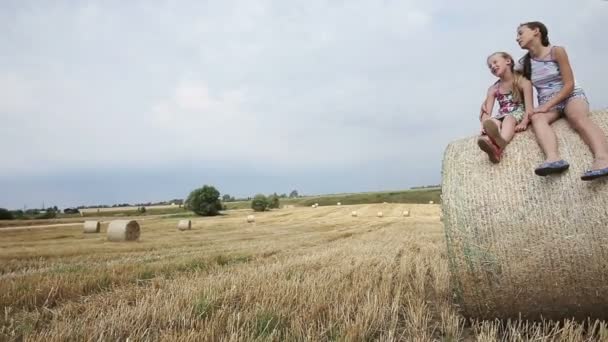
(516, 21, 608, 180)
(478, 52, 533, 163)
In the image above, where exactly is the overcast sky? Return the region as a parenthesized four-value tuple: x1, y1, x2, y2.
(1, 0, 607, 209)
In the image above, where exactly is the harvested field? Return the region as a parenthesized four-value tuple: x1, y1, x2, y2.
(1, 204, 606, 341)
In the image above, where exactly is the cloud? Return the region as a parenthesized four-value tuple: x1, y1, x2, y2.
(1, 0, 607, 207)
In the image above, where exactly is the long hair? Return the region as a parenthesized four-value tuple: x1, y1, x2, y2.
(519, 21, 550, 80)
(488, 52, 524, 104)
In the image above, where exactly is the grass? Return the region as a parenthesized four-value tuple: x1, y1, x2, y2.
(224, 187, 442, 210)
(0, 203, 605, 341)
(1, 188, 439, 228)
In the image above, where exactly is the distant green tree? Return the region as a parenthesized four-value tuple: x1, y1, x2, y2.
(138, 206, 147, 214)
(222, 194, 232, 202)
(289, 190, 299, 198)
(268, 193, 280, 209)
(251, 194, 269, 212)
(0, 208, 14, 220)
(186, 185, 222, 216)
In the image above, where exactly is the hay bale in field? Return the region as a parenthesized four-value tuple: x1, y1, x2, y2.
(107, 220, 140, 242)
(83, 220, 100, 233)
(177, 219, 191, 231)
(337, 202, 341, 206)
(247, 215, 255, 223)
(402, 210, 410, 217)
(442, 109, 608, 321)
(428, 200, 434, 204)
(351, 211, 358, 217)
(377, 211, 383, 218)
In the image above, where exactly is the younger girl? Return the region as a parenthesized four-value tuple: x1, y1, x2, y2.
(478, 52, 533, 163)
(516, 21, 608, 180)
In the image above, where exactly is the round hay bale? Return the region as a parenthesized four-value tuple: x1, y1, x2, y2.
(402, 210, 410, 217)
(247, 215, 255, 223)
(428, 200, 434, 204)
(442, 109, 608, 320)
(177, 219, 191, 231)
(83, 220, 100, 233)
(351, 211, 358, 217)
(337, 202, 342, 206)
(107, 220, 140, 242)
(377, 211, 383, 218)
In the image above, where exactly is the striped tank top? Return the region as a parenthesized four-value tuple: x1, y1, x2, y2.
(522, 46, 583, 105)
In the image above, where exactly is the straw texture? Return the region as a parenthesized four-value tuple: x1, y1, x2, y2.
(83, 221, 100, 233)
(107, 220, 140, 242)
(177, 220, 191, 231)
(442, 109, 608, 320)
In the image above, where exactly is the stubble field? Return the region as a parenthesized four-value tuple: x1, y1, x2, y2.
(1, 204, 606, 341)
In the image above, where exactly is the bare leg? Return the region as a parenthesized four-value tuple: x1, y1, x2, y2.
(564, 98, 608, 170)
(530, 111, 562, 162)
(500, 116, 517, 144)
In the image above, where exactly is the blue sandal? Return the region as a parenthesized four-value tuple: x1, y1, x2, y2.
(534, 160, 570, 176)
(581, 167, 608, 181)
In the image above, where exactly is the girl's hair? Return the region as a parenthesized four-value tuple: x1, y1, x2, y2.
(518, 21, 550, 80)
(488, 52, 524, 104)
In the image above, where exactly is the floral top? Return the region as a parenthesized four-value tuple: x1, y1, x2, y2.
(494, 84, 524, 116)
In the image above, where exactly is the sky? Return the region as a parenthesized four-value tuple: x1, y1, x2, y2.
(1, 0, 607, 209)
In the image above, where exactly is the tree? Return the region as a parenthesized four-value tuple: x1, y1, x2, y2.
(268, 193, 280, 209)
(137, 206, 147, 214)
(222, 194, 232, 202)
(251, 194, 269, 212)
(289, 190, 299, 198)
(0, 208, 14, 220)
(186, 185, 222, 216)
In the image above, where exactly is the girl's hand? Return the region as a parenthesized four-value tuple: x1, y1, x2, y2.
(534, 104, 551, 114)
(515, 119, 529, 132)
(479, 102, 488, 120)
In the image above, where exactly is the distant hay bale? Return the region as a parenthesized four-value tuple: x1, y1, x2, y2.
(177, 219, 191, 231)
(428, 200, 434, 204)
(351, 211, 358, 217)
(247, 215, 255, 223)
(377, 211, 383, 218)
(83, 220, 100, 233)
(337, 202, 341, 206)
(402, 210, 410, 217)
(442, 109, 608, 320)
(107, 220, 140, 242)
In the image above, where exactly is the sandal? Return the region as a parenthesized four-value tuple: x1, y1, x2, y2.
(483, 120, 507, 149)
(477, 136, 502, 164)
(581, 167, 608, 181)
(534, 160, 570, 176)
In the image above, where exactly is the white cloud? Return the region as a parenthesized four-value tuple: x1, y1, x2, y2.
(0, 0, 607, 182)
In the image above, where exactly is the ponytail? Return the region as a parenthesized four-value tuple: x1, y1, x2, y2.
(522, 53, 532, 80)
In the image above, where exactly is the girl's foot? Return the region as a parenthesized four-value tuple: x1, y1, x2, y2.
(581, 167, 608, 181)
(581, 158, 608, 181)
(590, 157, 608, 171)
(483, 120, 507, 148)
(534, 160, 570, 176)
(477, 136, 501, 163)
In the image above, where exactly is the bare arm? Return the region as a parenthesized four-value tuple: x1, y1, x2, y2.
(535, 46, 575, 111)
(515, 77, 533, 132)
(521, 77, 534, 119)
(481, 86, 496, 121)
